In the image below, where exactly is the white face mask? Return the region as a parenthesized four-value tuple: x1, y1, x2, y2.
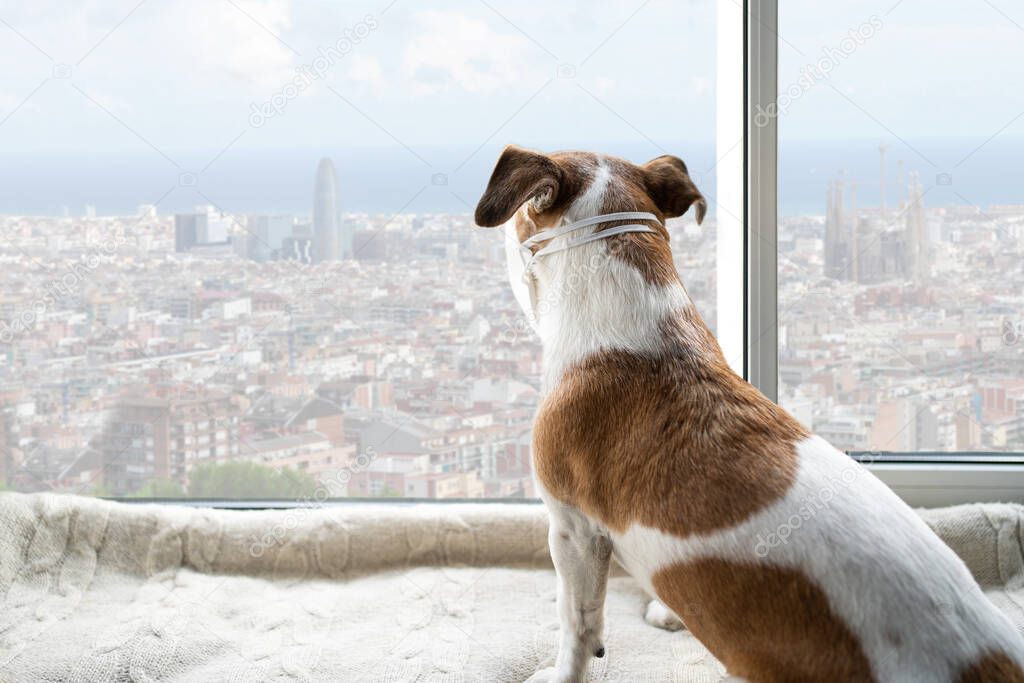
(504, 211, 660, 331)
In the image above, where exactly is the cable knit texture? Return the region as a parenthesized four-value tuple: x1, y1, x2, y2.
(1, 492, 1023, 682)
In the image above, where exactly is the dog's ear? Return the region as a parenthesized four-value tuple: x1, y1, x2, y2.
(475, 145, 563, 227)
(641, 155, 707, 225)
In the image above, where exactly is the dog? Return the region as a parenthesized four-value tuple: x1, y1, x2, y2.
(473, 145, 1024, 683)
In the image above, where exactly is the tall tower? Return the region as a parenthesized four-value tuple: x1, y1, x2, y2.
(825, 178, 846, 279)
(174, 213, 199, 253)
(313, 158, 339, 262)
(905, 172, 927, 282)
(896, 159, 905, 208)
(849, 181, 859, 282)
(337, 210, 353, 259)
(878, 143, 888, 222)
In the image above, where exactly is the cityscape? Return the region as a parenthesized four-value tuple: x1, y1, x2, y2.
(780, 146, 1024, 454)
(0, 151, 1022, 500)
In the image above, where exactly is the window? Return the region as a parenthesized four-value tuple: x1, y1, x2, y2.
(0, 0, 721, 500)
(8, 2, 1015, 507)
(777, 1, 1024, 455)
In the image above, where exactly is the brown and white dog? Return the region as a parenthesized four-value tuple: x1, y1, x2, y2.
(474, 145, 1024, 683)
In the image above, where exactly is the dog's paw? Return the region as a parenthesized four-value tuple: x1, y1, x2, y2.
(524, 667, 580, 683)
(644, 599, 685, 631)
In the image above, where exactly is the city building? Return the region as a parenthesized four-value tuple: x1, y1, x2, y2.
(282, 236, 314, 263)
(824, 152, 929, 284)
(245, 214, 294, 261)
(175, 206, 231, 253)
(313, 158, 340, 262)
(98, 391, 242, 495)
(3, 167, 1023, 502)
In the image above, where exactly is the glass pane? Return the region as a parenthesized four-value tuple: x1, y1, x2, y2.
(778, 2, 1024, 453)
(1, 0, 717, 498)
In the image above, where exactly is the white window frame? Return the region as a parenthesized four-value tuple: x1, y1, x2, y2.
(734, 0, 1024, 507)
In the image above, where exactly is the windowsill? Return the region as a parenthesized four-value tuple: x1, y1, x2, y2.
(104, 496, 544, 509)
(102, 459, 1024, 510)
(868, 463, 1024, 507)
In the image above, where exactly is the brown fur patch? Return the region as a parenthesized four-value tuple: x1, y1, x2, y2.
(474, 146, 561, 227)
(532, 312, 808, 538)
(642, 155, 707, 222)
(958, 651, 1024, 683)
(578, 154, 705, 287)
(652, 559, 875, 683)
(510, 151, 599, 243)
(476, 146, 598, 232)
(597, 157, 679, 287)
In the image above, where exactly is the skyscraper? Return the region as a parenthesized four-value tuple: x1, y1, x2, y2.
(338, 213, 353, 259)
(824, 158, 927, 285)
(824, 179, 849, 279)
(174, 206, 229, 253)
(905, 172, 928, 281)
(878, 143, 888, 220)
(174, 213, 198, 253)
(246, 214, 294, 261)
(313, 158, 339, 262)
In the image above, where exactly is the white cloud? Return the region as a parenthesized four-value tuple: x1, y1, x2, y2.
(0, 0, 296, 90)
(590, 76, 616, 96)
(401, 11, 532, 95)
(77, 88, 131, 117)
(0, 92, 26, 113)
(346, 54, 383, 86)
(181, 0, 295, 89)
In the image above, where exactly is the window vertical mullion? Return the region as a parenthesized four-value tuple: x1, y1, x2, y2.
(746, 0, 780, 402)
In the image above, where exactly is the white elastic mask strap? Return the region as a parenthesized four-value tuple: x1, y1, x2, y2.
(532, 223, 655, 258)
(521, 211, 658, 249)
(520, 223, 657, 280)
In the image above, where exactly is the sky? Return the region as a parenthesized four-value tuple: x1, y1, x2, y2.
(0, 1, 714, 154)
(0, 0, 1022, 215)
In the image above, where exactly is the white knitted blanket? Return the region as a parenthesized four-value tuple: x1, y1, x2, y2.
(2, 492, 1024, 682)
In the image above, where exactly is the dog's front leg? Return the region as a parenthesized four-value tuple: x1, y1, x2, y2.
(528, 501, 612, 683)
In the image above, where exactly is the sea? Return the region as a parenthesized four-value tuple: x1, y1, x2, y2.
(2, 137, 1021, 218)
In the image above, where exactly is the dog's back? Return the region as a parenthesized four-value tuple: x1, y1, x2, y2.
(535, 345, 1024, 682)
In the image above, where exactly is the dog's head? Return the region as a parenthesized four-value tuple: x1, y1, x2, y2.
(474, 146, 706, 285)
(475, 146, 705, 238)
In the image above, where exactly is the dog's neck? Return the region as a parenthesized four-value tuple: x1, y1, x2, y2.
(523, 233, 722, 392)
